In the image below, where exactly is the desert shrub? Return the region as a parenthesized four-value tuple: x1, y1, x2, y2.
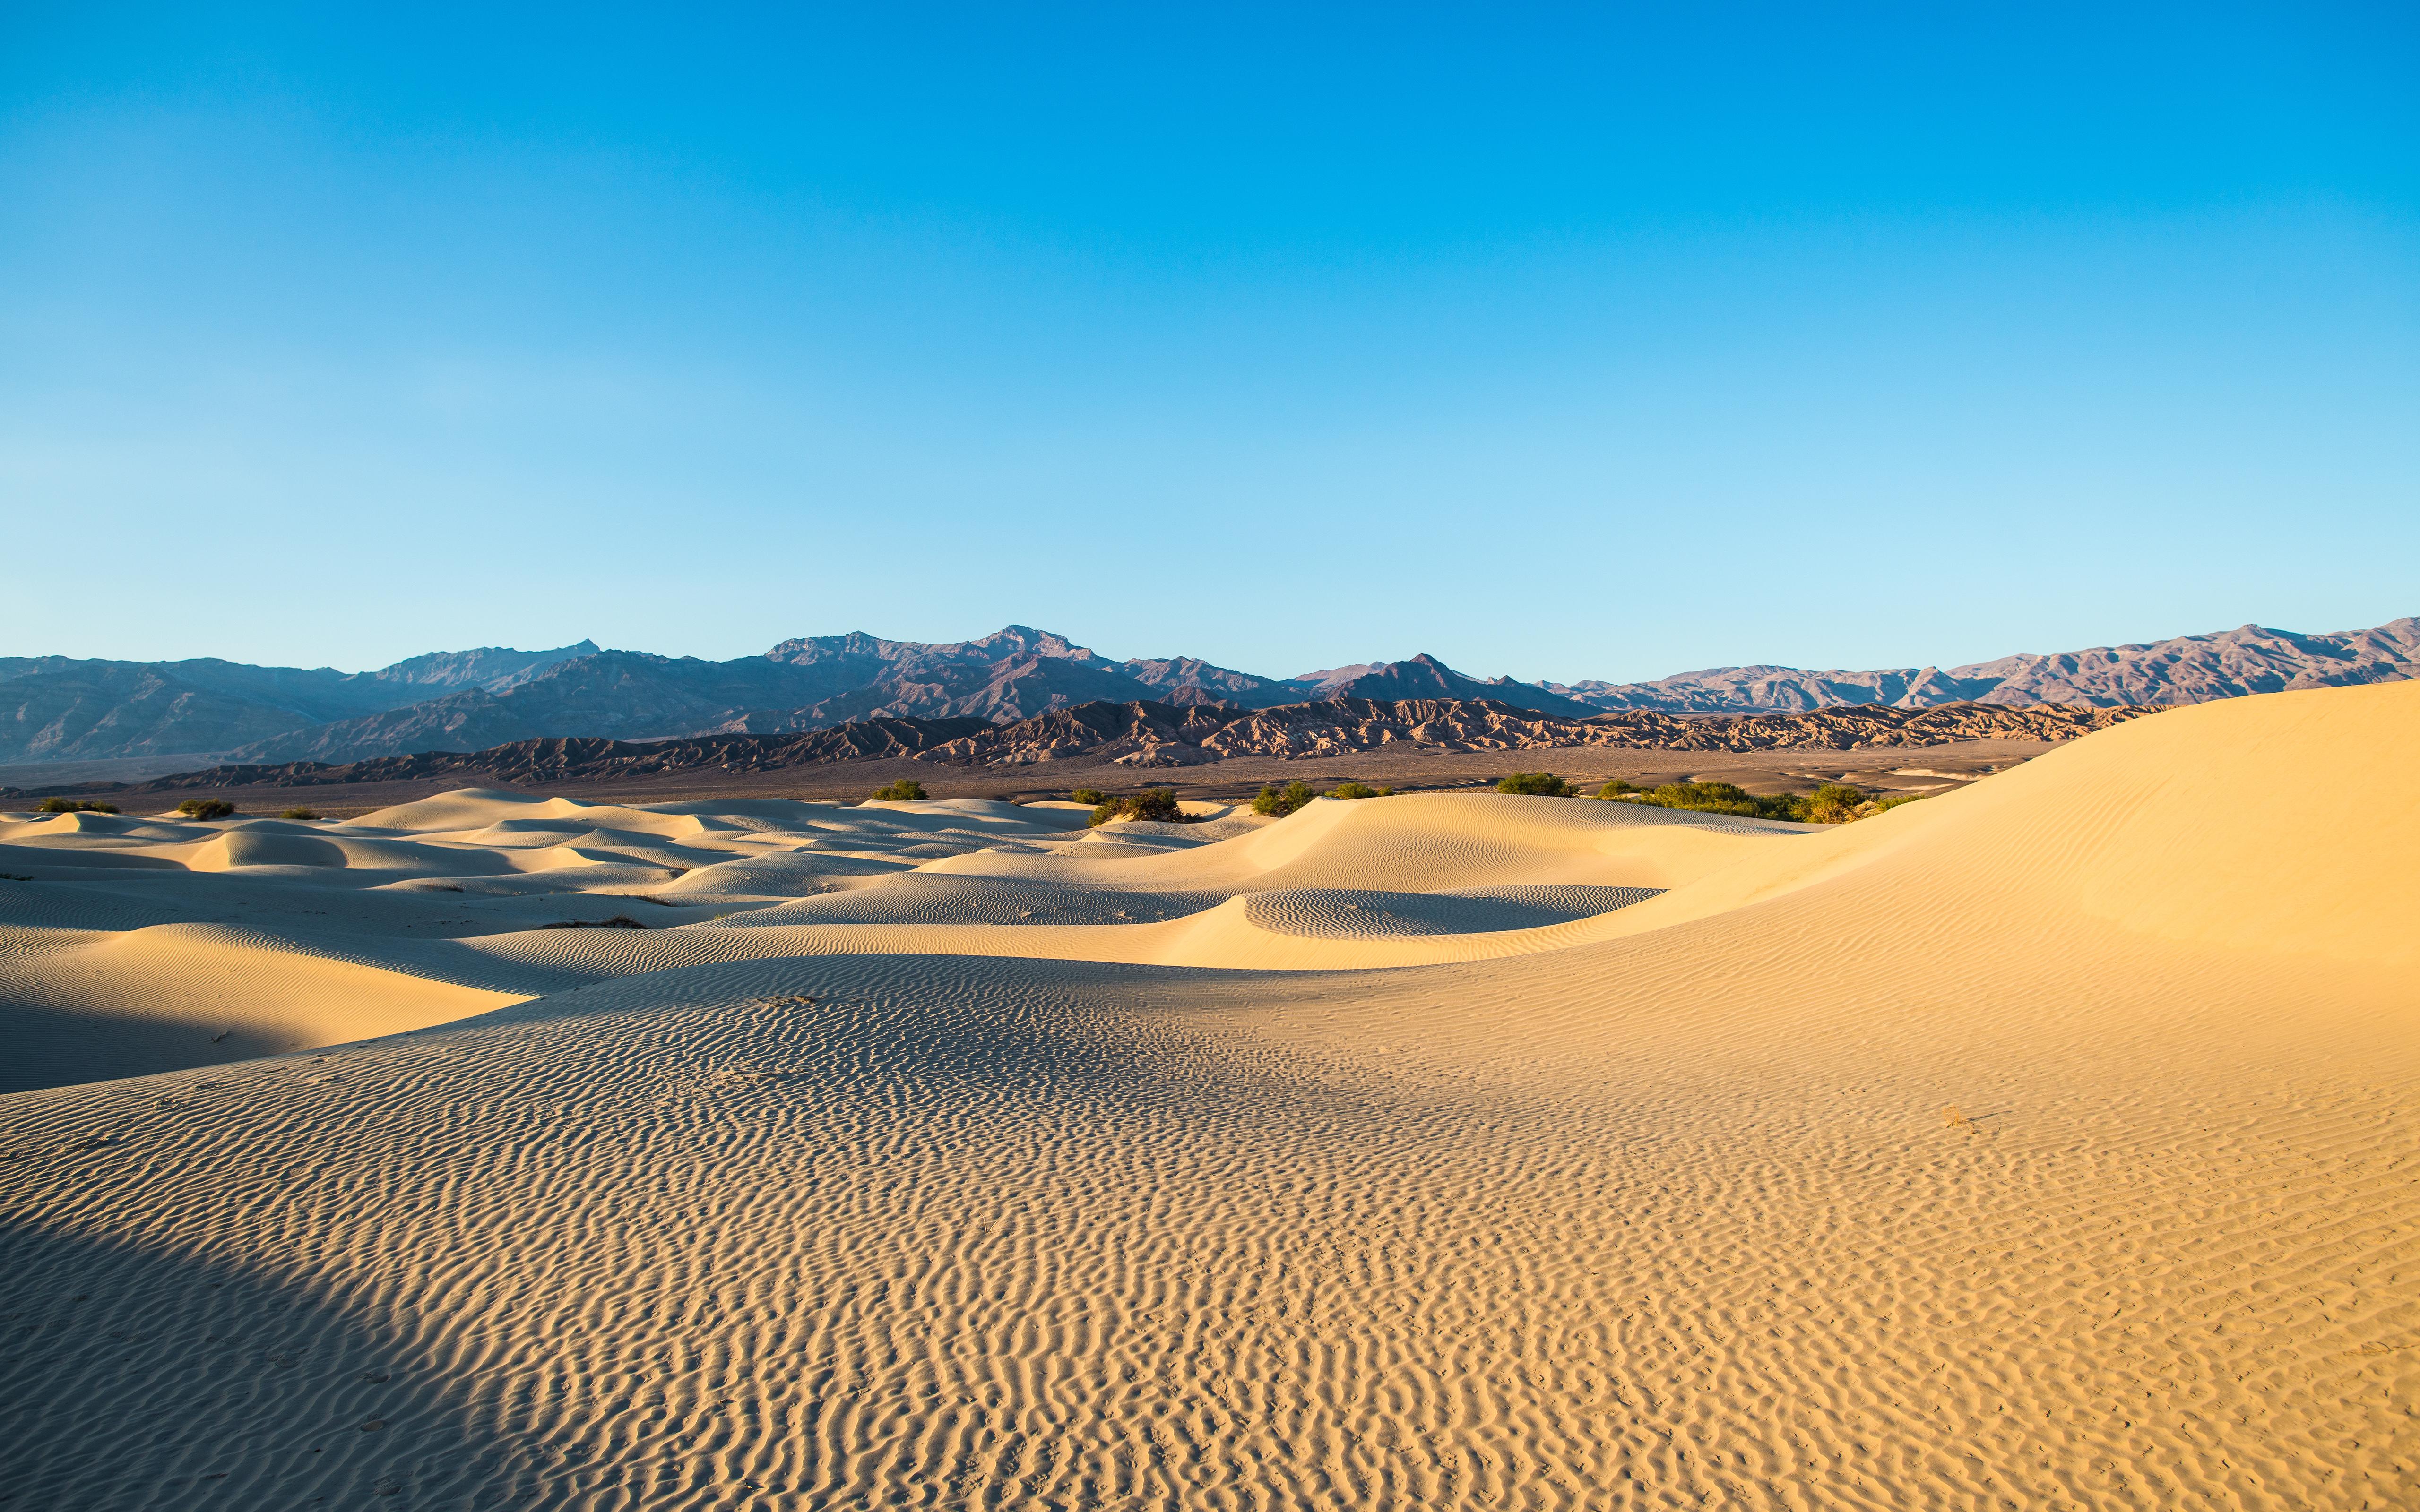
(1125, 787, 1183, 822)
(1616, 780, 1916, 824)
(279, 807, 321, 821)
(1596, 779, 1638, 798)
(1088, 787, 1193, 827)
(176, 799, 237, 819)
(870, 778, 928, 802)
(1070, 788, 1107, 806)
(537, 915, 647, 930)
(1252, 780, 1319, 817)
(38, 797, 120, 814)
(1496, 772, 1574, 797)
(1328, 782, 1380, 800)
(1869, 792, 1927, 814)
(1619, 781, 1801, 820)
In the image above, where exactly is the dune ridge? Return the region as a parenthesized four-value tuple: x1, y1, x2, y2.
(2, 683, 2416, 1508)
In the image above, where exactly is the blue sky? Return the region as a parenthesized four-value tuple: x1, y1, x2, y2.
(3, 3, 2414, 682)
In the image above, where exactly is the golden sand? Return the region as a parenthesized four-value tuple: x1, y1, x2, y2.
(2, 683, 2414, 1507)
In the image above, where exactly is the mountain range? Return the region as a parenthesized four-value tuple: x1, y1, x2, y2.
(1, 618, 2411, 767)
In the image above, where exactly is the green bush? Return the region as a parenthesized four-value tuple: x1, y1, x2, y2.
(870, 778, 928, 802)
(176, 799, 237, 819)
(1606, 779, 1923, 825)
(1611, 780, 1799, 820)
(1127, 787, 1183, 822)
(1069, 788, 1107, 806)
(1252, 780, 1319, 817)
(1495, 772, 1574, 797)
(37, 798, 120, 814)
(279, 807, 321, 821)
(1088, 787, 1192, 826)
(1328, 782, 1381, 800)
(1596, 779, 1638, 798)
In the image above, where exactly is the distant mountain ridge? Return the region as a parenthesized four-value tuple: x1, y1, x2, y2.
(0, 642, 600, 763)
(0, 618, 2409, 766)
(1300, 654, 1599, 716)
(1553, 619, 2420, 712)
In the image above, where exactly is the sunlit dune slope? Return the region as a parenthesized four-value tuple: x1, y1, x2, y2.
(1, 684, 2415, 1509)
(0, 922, 523, 1093)
(1573, 677, 2420, 968)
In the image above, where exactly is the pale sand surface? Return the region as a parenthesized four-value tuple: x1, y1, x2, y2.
(1, 683, 2416, 1507)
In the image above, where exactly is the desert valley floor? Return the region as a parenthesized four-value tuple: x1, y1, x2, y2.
(1, 684, 2415, 1509)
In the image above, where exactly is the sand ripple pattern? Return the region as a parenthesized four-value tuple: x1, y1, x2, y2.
(1242, 885, 1662, 937)
(727, 876, 1233, 928)
(3, 942, 2416, 1510)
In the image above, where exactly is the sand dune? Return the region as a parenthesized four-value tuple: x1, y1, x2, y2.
(3, 684, 2416, 1507)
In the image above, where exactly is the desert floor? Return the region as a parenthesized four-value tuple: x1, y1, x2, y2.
(1, 685, 2414, 1509)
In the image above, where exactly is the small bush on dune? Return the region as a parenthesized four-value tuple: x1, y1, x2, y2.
(1607, 779, 1926, 824)
(38, 798, 120, 814)
(1495, 772, 1574, 797)
(870, 779, 928, 802)
(1611, 780, 1799, 820)
(1328, 782, 1381, 800)
(1124, 787, 1184, 823)
(1070, 788, 1107, 806)
(1596, 779, 1638, 798)
(538, 914, 648, 930)
(1252, 780, 1319, 817)
(1088, 787, 1195, 827)
(279, 807, 321, 821)
(176, 799, 237, 820)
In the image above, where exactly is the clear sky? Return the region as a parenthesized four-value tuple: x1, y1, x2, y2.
(3, 3, 2414, 683)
